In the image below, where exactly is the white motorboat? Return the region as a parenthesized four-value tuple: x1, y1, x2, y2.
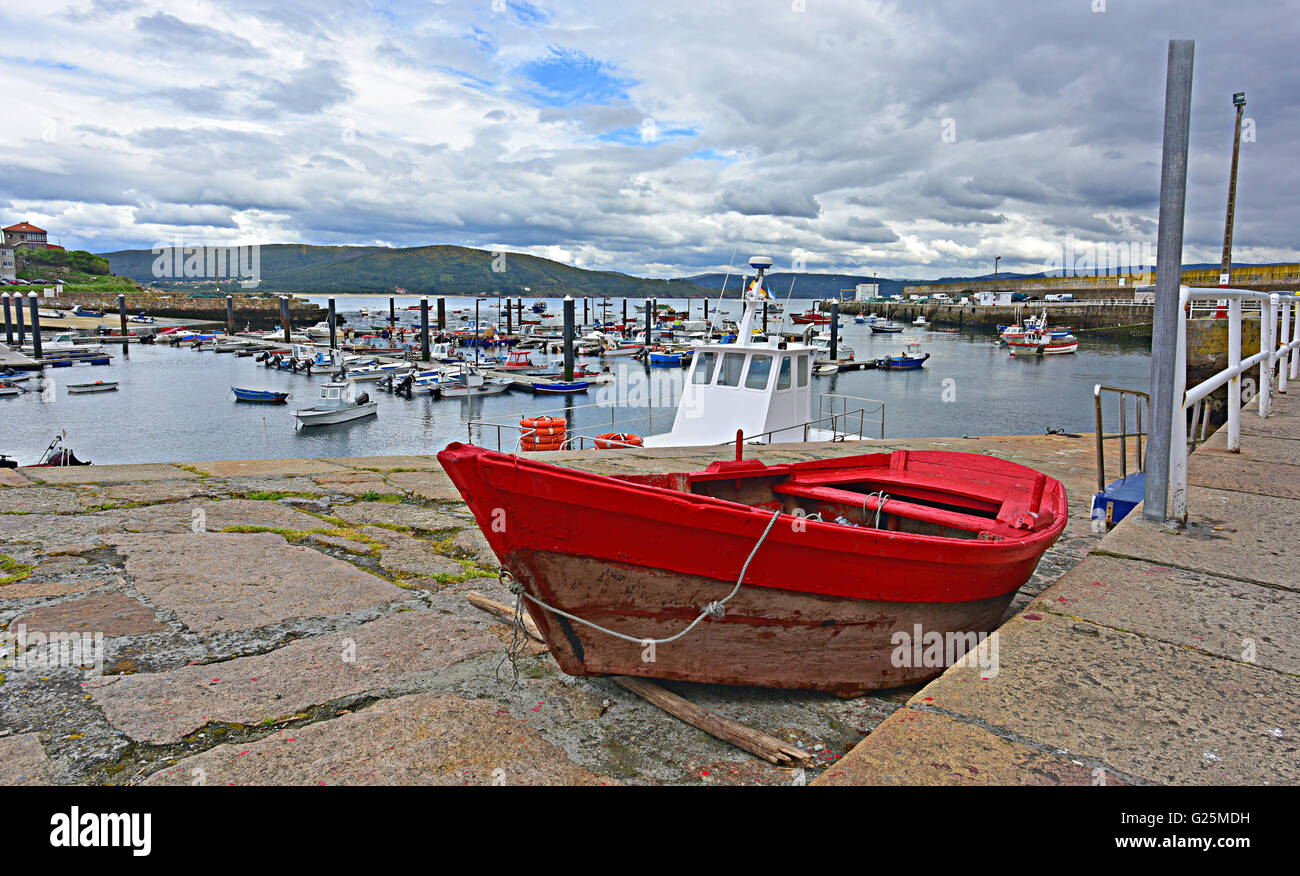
(67, 380, 119, 393)
(912, 315, 929, 326)
(293, 382, 378, 426)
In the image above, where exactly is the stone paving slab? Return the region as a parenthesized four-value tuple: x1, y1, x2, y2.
(188, 459, 349, 478)
(21, 464, 197, 484)
(141, 691, 613, 786)
(383, 470, 463, 502)
(903, 613, 1300, 785)
(1098, 487, 1300, 592)
(0, 734, 55, 785)
(11, 592, 168, 637)
(362, 527, 466, 578)
(1036, 554, 1300, 675)
(814, 710, 1121, 786)
(0, 470, 33, 488)
(89, 610, 501, 744)
(322, 455, 443, 472)
(117, 498, 329, 534)
(1186, 453, 1300, 500)
(93, 481, 225, 504)
(107, 532, 406, 634)
(332, 501, 469, 531)
(0, 487, 85, 514)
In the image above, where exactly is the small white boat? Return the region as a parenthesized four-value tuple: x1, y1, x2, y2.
(67, 380, 119, 393)
(912, 316, 929, 326)
(293, 382, 378, 426)
(440, 371, 512, 398)
(0, 385, 23, 397)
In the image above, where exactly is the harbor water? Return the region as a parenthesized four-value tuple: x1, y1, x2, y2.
(1, 297, 1151, 465)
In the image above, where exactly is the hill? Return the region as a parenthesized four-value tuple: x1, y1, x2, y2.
(97, 243, 705, 298)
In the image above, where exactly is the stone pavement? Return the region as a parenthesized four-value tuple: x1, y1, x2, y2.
(815, 392, 1300, 786)
(1, 432, 1119, 786)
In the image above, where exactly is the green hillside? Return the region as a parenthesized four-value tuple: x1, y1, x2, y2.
(97, 243, 707, 298)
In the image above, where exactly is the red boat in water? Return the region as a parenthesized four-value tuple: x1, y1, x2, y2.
(438, 443, 1068, 695)
(789, 312, 831, 325)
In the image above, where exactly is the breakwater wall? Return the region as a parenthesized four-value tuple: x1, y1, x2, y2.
(48, 291, 328, 329)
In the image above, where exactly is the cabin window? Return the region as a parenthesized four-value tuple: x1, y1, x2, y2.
(745, 354, 773, 389)
(776, 356, 792, 390)
(797, 354, 809, 387)
(717, 352, 746, 387)
(691, 352, 718, 385)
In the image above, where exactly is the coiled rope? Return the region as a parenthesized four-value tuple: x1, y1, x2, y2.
(498, 509, 783, 683)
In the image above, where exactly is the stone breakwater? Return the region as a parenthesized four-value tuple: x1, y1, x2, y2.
(1, 433, 1146, 785)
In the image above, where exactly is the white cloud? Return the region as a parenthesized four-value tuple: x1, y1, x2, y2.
(1, 0, 1296, 278)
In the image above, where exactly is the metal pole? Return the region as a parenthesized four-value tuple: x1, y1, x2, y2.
(830, 300, 839, 360)
(1143, 39, 1195, 523)
(1260, 293, 1277, 418)
(763, 300, 769, 335)
(279, 295, 291, 343)
(436, 296, 446, 330)
(583, 297, 588, 326)
(563, 296, 575, 382)
(1279, 298, 1292, 394)
(389, 297, 395, 335)
(1227, 297, 1241, 450)
(328, 297, 337, 349)
(506, 295, 513, 333)
(475, 299, 481, 366)
(28, 293, 42, 360)
(1, 293, 11, 345)
(622, 298, 628, 328)
(225, 295, 235, 336)
(1219, 93, 1246, 287)
(420, 297, 430, 361)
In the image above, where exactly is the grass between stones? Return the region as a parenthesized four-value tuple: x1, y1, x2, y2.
(0, 553, 35, 585)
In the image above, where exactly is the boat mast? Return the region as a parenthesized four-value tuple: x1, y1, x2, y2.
(735, 256, 771, 342)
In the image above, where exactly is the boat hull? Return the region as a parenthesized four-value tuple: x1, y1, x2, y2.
(293, 402, 377, 424)
(438, 444, 1068, 695)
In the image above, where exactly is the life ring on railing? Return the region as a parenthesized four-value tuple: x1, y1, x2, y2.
(595, 432, 643, 449)
(520, 434, 566, 451)
(520, 415, 565, 430)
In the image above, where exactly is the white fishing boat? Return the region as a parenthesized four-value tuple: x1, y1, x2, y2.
(912, 315, 929, 326)
(441, 372, 512, 398)
(293, 382, 378, 426)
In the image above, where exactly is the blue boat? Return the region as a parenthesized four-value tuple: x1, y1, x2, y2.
(648, 351, 686, 366)
(72, 305, 104, 317)
(531, 381, 589, 394)
(875, 342, 930, 371)
(232, 387, 290, 404)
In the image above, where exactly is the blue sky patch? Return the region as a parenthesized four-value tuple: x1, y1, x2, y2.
(518, 47, 633, 108)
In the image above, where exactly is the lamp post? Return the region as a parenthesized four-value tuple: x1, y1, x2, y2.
(994, 255, 1001, 288)
(1220, 91, 1247, 288)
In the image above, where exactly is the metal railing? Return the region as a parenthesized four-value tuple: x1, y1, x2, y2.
(1093, 385, 1148, 492)
(1168, 287, 1300, 522)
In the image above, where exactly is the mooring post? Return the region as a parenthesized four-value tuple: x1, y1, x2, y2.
(583, 297, 589, 327)
(279, 295, 291, 343)
(436, 296, 446, 330)
(28, 292, 43, 360)
(225, 295, 235, 336)
(1144, 39, 1195, 523)
(118, 293, 128, 337)
(388, 297, 395, 335)
(420, 297, 431, 361)
(644, 299, 652, 347)
(830, 300, 840, 360)
(763, 300, 769, 335)
(1, 293, 11, 345)
(15, 290, 25, 347)
(328, 297, 337, 350)
(563, 296, 575, 382)
(623, 298, 628, 327)
(506, 296, 513, 333)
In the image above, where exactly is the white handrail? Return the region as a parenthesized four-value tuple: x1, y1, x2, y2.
(1170, 286, 1300, 521)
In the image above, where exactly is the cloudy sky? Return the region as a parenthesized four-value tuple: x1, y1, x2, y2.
(2, 0, 1297, 279)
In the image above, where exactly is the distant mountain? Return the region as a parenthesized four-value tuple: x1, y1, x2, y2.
(97, 243, 707, 298)
(682, 272, 911, 298)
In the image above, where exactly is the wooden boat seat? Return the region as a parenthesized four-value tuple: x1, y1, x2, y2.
(771, 482, 996, 535)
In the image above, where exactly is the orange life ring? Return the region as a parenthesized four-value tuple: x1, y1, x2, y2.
(520, 435, 565, 451)
(595, 433, 643, 449)
(520, 415, 566, 430)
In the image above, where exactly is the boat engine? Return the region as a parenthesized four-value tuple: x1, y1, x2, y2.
(355, 392, 370, 405)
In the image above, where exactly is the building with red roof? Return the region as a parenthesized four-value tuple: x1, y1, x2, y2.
(3, 221, 50, 250)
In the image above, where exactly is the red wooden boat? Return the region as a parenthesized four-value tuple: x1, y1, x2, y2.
(790, 312, 831, 325)
(438, 443, 1068, 695)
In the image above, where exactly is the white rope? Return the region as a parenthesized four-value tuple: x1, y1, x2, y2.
(506, 509, 783, 647)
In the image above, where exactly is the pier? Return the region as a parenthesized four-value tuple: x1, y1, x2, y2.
(0, 427, 1149, 785)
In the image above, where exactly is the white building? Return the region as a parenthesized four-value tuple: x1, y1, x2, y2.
(0, 245, 15, 282)
(854, 283, 878, 300)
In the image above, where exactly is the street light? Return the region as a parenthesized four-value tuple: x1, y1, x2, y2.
(994, 255, 1001, 288)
